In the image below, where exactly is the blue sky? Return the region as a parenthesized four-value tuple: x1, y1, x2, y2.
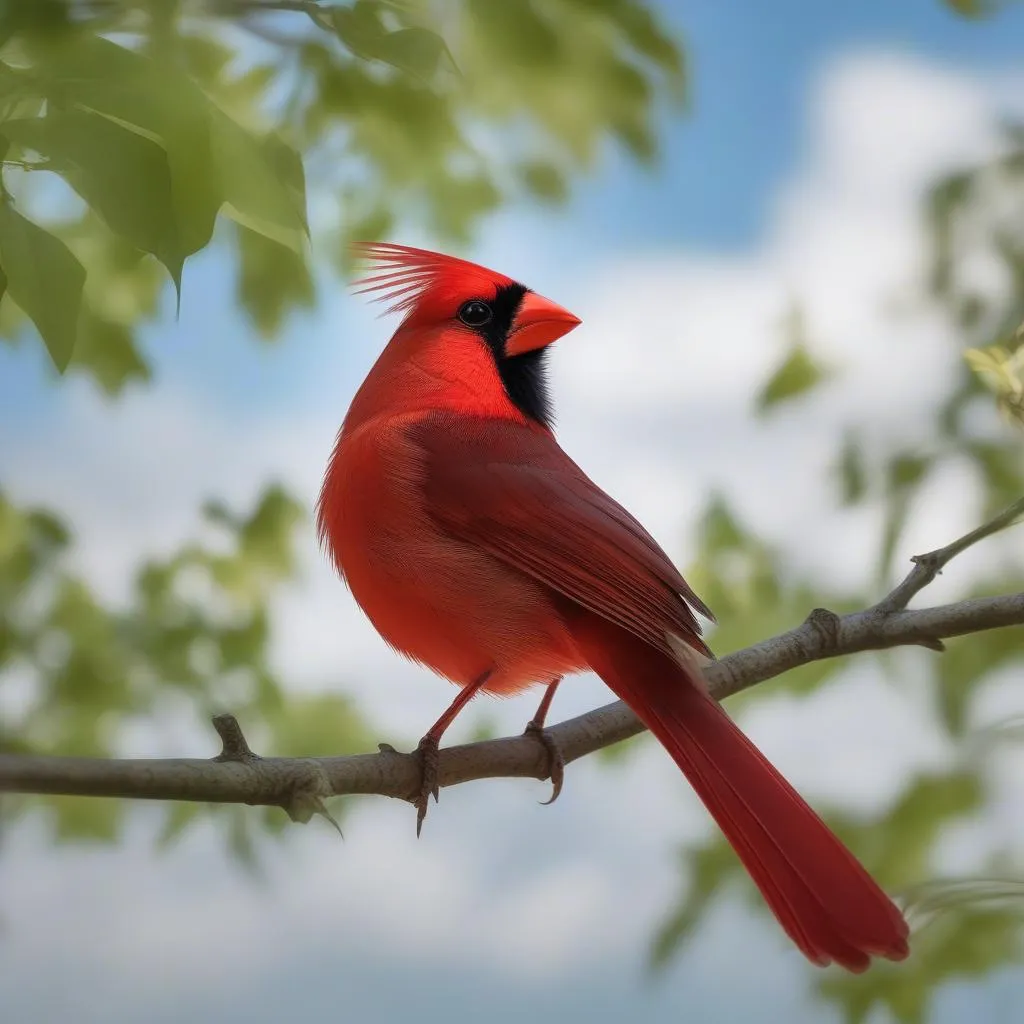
(578, 0, 1024, 250)
(4, 3, 1024, 1024)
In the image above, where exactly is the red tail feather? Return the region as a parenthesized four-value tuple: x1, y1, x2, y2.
(569, 612, 910, 971)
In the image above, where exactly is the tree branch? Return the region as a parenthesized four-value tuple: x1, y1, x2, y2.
(874, 495, 1024, 613)
(2, 590, 1022, 814)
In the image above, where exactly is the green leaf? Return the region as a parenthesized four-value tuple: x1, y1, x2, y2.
(377, 27, 454, 81)
(236, 224, 315, 338)
(847, 772, 983, 887)
(964, 439, 1024, 510)
(756, 341, 830, 414)
(650, 837, 744, 971)
(47, 795, 123, 843)
(942, 0, 993, 17)
(819, 906, 1023, 1024)
(695, 493, 748, 555)
(0, 201, 85, 370)
(934, 597, 1024, 735)
(886, 451, 932, 494)
(39, 35, 222, 272)
(329, 0, 389, 59)
(157, 801, 204, 850)
(237, 486, 305, 579)
(213, 115, 309, 252)
(836, 431, 868, 505)
(518, 160, 569, 203)
(267, 693, 370, 758)
(69, 308, 150, 396)
(1, 111, 185, 284)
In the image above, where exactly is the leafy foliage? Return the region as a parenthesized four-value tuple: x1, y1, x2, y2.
(965, 331, 1024, 428)
(0, 484, 373, 849)
(0, 0, 684, 390)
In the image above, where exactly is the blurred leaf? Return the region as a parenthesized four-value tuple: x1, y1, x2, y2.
(156, 801, 203, 850)
(267, 693, 371, 758)
(69, 308, 150, 395)
(236, 224, 315, 338)
(876, 451, 935, 582)
(756, 336, 831, 415)
(377, 27, 456, 81)
(838, 772, 984, 890)
(518, 160, 569, 203)
(594, 731, 644, 764)
(887, 452, 933, 494)
(213, 115, 309, 252)
(964, 438, 1024, 511)
(836, 431, 868, 505)
(1, 111, 185, 283)
(650, 837, 743, 970)
(46, 795, 122, 843)
(236, 485, 305, 579)
(465, 715, 499, 743)
(819, 907, 1024, 1024)
(934, 595, 1024, 735)
(756, 304, 832, 414)
(927, 169, 974, 296)
(226, 805, 260, 873)
(0, 200, 86, 369)
(965, 337, 1024, 427)
(685, 494, 860, 698)
(942, 0, 996, 16)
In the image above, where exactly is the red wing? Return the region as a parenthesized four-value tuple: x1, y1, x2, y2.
(410, 413, 713, 660)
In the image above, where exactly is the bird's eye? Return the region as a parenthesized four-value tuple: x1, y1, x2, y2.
(458, 300, 493, 327)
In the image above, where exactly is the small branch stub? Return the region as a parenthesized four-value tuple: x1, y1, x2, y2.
(212, 714, 259, 763)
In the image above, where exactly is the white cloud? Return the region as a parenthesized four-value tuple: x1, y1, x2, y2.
(2, 49, 1024, 1023)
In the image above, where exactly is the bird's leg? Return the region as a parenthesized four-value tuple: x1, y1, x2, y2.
(413, 670, 491, 837)
(524, 678, 565, 805)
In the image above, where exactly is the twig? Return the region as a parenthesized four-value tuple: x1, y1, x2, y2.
(212, 713, 258, 762)
(1, 591, 1021, 810)
(875, 495, 1024, 613)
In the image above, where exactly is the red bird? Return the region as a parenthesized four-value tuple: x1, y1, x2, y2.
(317, 243, 910, 972)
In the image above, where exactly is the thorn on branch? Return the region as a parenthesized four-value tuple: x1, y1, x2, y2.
(283, 769, 344, 839)
(212, 714, 259, 763)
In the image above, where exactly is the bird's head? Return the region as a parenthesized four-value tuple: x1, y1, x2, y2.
(353, 242, 582, 356)
(349, 243, 581, 429)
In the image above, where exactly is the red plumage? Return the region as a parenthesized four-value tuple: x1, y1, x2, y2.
(318, 243, 910, 971)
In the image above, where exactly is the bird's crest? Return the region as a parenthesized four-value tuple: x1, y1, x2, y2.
(352, 242, 517, 317)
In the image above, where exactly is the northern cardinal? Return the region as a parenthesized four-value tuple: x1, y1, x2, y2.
(317, 243, 909, 971)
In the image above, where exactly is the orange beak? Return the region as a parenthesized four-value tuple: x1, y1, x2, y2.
(505, 291, 582, 357)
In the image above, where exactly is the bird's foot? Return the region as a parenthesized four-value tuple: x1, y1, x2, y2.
(413, 734, 441, 837)
(524, 719, 565, 805)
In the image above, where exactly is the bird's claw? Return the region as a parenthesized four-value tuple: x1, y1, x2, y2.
(524, 720, 565, 805)
(413, 734, 441, 837)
